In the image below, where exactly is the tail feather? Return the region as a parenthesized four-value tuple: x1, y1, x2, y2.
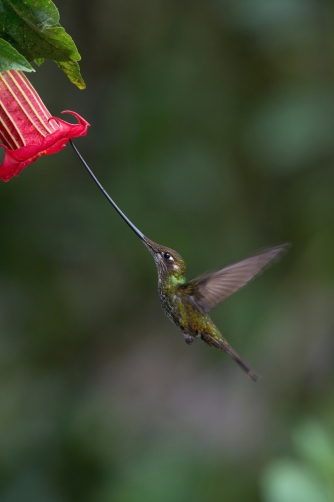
(220, 340, 259, 382)
(199, 331, 260, 381)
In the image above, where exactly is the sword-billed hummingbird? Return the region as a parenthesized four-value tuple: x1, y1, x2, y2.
(71, 141, 287, 381)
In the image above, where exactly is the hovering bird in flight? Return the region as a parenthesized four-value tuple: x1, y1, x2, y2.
(71, 141, 287, 381)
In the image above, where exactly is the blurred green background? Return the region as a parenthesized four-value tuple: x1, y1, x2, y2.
(1, 0, 334, 501)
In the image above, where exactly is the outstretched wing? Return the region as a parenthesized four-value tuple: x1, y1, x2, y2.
(180, 245, 287, 314)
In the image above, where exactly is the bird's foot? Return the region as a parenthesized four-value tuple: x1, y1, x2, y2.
(183, 333, 195, 345)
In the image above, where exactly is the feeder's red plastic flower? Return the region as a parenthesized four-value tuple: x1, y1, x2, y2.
(0, 70, 89, 181)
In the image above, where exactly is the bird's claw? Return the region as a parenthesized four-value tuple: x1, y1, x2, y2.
(183, 333, 194, 345)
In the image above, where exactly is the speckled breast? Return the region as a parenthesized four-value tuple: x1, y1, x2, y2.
(158, 286, 182, 328)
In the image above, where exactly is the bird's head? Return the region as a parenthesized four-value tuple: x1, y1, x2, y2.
(143, 237, 186, 282)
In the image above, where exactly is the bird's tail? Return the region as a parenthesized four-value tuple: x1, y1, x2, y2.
(218, 339, 259, 382)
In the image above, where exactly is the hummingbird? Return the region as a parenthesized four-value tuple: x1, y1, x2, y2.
(71, 141, 287, 381)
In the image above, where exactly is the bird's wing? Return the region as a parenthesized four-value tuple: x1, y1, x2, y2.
(180, 245, 287, 314)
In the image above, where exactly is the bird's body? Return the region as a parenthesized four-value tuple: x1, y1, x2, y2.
(159, 277, 224, 350)
(157, 264, 218, 342)
(160, 276, 258, 380)
(71, 140, 287, 382)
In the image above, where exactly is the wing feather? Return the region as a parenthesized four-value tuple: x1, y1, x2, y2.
(181, 245, 287, 313)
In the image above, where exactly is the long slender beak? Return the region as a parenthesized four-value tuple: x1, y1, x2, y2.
(142, 236, 159, 255)
(70, 140, 145, 241)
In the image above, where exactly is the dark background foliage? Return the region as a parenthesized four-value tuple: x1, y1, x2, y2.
(1, 0, 334, 501)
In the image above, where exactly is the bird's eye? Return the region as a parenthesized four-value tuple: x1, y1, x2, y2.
(163, 252, 174, 262)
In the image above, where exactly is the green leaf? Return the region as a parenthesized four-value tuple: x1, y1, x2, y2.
(293, 421, 334, 477)
(34, 58, 44, 66)
(56, 60, 86, 90)
(0, 38, 34, 72)
(261, 459, 329, 502)
(0, 0, 85, 89)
